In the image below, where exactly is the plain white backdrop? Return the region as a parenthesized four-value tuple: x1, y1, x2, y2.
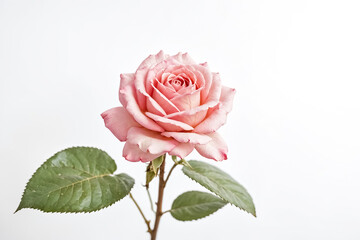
(1, 0, 360, 239)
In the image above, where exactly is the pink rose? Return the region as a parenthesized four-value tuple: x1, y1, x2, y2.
(101, 51, 235, 162)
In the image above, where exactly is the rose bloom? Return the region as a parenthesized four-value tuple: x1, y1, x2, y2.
(101, 51, 235, 162)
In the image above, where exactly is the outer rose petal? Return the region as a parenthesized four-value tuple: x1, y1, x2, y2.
(145, 112, 194, 132)
(101, 107, 141, 141)
(195, 132, 228, 161)
(169, 143, 194, 159)
(203, 72, 222, 103)
(119, 73, 135, 106)
(123, 142, 163, 162)
(138, 50, 167, 70)
(120, 85, 164, 132)
(127, 127, 177, 154)
(161, 132, 212, 144)
(194, 86, 236, 133)
(169, 52, 197, 65)
(135, 51, 167, 110)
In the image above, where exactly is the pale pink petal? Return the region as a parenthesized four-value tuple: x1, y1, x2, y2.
(170, 88, 202, 111)
(126, 127, 177, 154)
(169, 52, 197, 65)
(123, 142, 163, 163)
(137, 50, 167, 70)
(101, 107, 141, 141)
(151, 82, 180, 114)
(119, 73, 135, 106)
(169, 143, 194, 159)
(167, 108, 207, 127)
(203, 72, 222, 103)
(153, 78, 179, 99)
(176, 83, 197, 96)
(120, 85, 164, 132)
(134, 51, 167, 110)
(146, 97, 167, 116)
(191, 65, 213, 103)
(145, 112, 194, 132)
(164, 99, 218, 127)
(195, 132, 228, 161)
(194, 86, 236, 133)
(134, 64, 168, 115)
(161, 132, 212, 144)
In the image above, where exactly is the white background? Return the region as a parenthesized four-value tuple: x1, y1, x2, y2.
(1, 0, 360, 239)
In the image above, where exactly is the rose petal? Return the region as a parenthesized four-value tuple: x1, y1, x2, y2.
(146, 97, 167, 116)
(135, 51, 167, 110)
(151, 82, 181, 114)
(191, 64, 213, 103)
(203, 72, 222, 103)
(101, 107, 141, 141)
(119, 73, 135, 106)
(123, 142, 163, 163)
(145, 112, 194, 132)
(120, 85, 164, 132)
(153, 78, 179, 99)
(170, 88, 202, 111)
(169, 143, 194, 159)
(161, 132, 212, 144)
(167, 108, 207, 127)
(195, 132, 228, 161)
(169, 52, 197, 65)
(138, 50, 167, 70)
(164, 99, 218, 127)
(127, 127, 177, 154)
(194, 86, 236, 133)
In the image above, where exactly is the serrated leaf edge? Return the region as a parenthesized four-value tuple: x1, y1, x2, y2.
(16, 174, 135, 214)
(170, 191, 227, 222)
(15, 146, 130, 214)
(182, 165, 256, 217)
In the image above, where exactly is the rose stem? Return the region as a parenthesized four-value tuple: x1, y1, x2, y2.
(151, 155, 166, 240)
(129, 192, 152, 233)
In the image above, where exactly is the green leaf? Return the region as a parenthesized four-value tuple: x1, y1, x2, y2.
(146, 167, 156, 186)
(152, 155, 164, 174)
(170, 191, 227, 221)
(182, 160, 256, 217)
(16, 147, 134, 213)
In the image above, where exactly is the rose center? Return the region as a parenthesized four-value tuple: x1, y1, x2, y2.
(172, 79, 183, 85)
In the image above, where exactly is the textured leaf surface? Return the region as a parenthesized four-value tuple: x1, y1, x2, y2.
(170, 191, 226, 221)
(16, 147, 134, 213)
(182, 160, 256, 216)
